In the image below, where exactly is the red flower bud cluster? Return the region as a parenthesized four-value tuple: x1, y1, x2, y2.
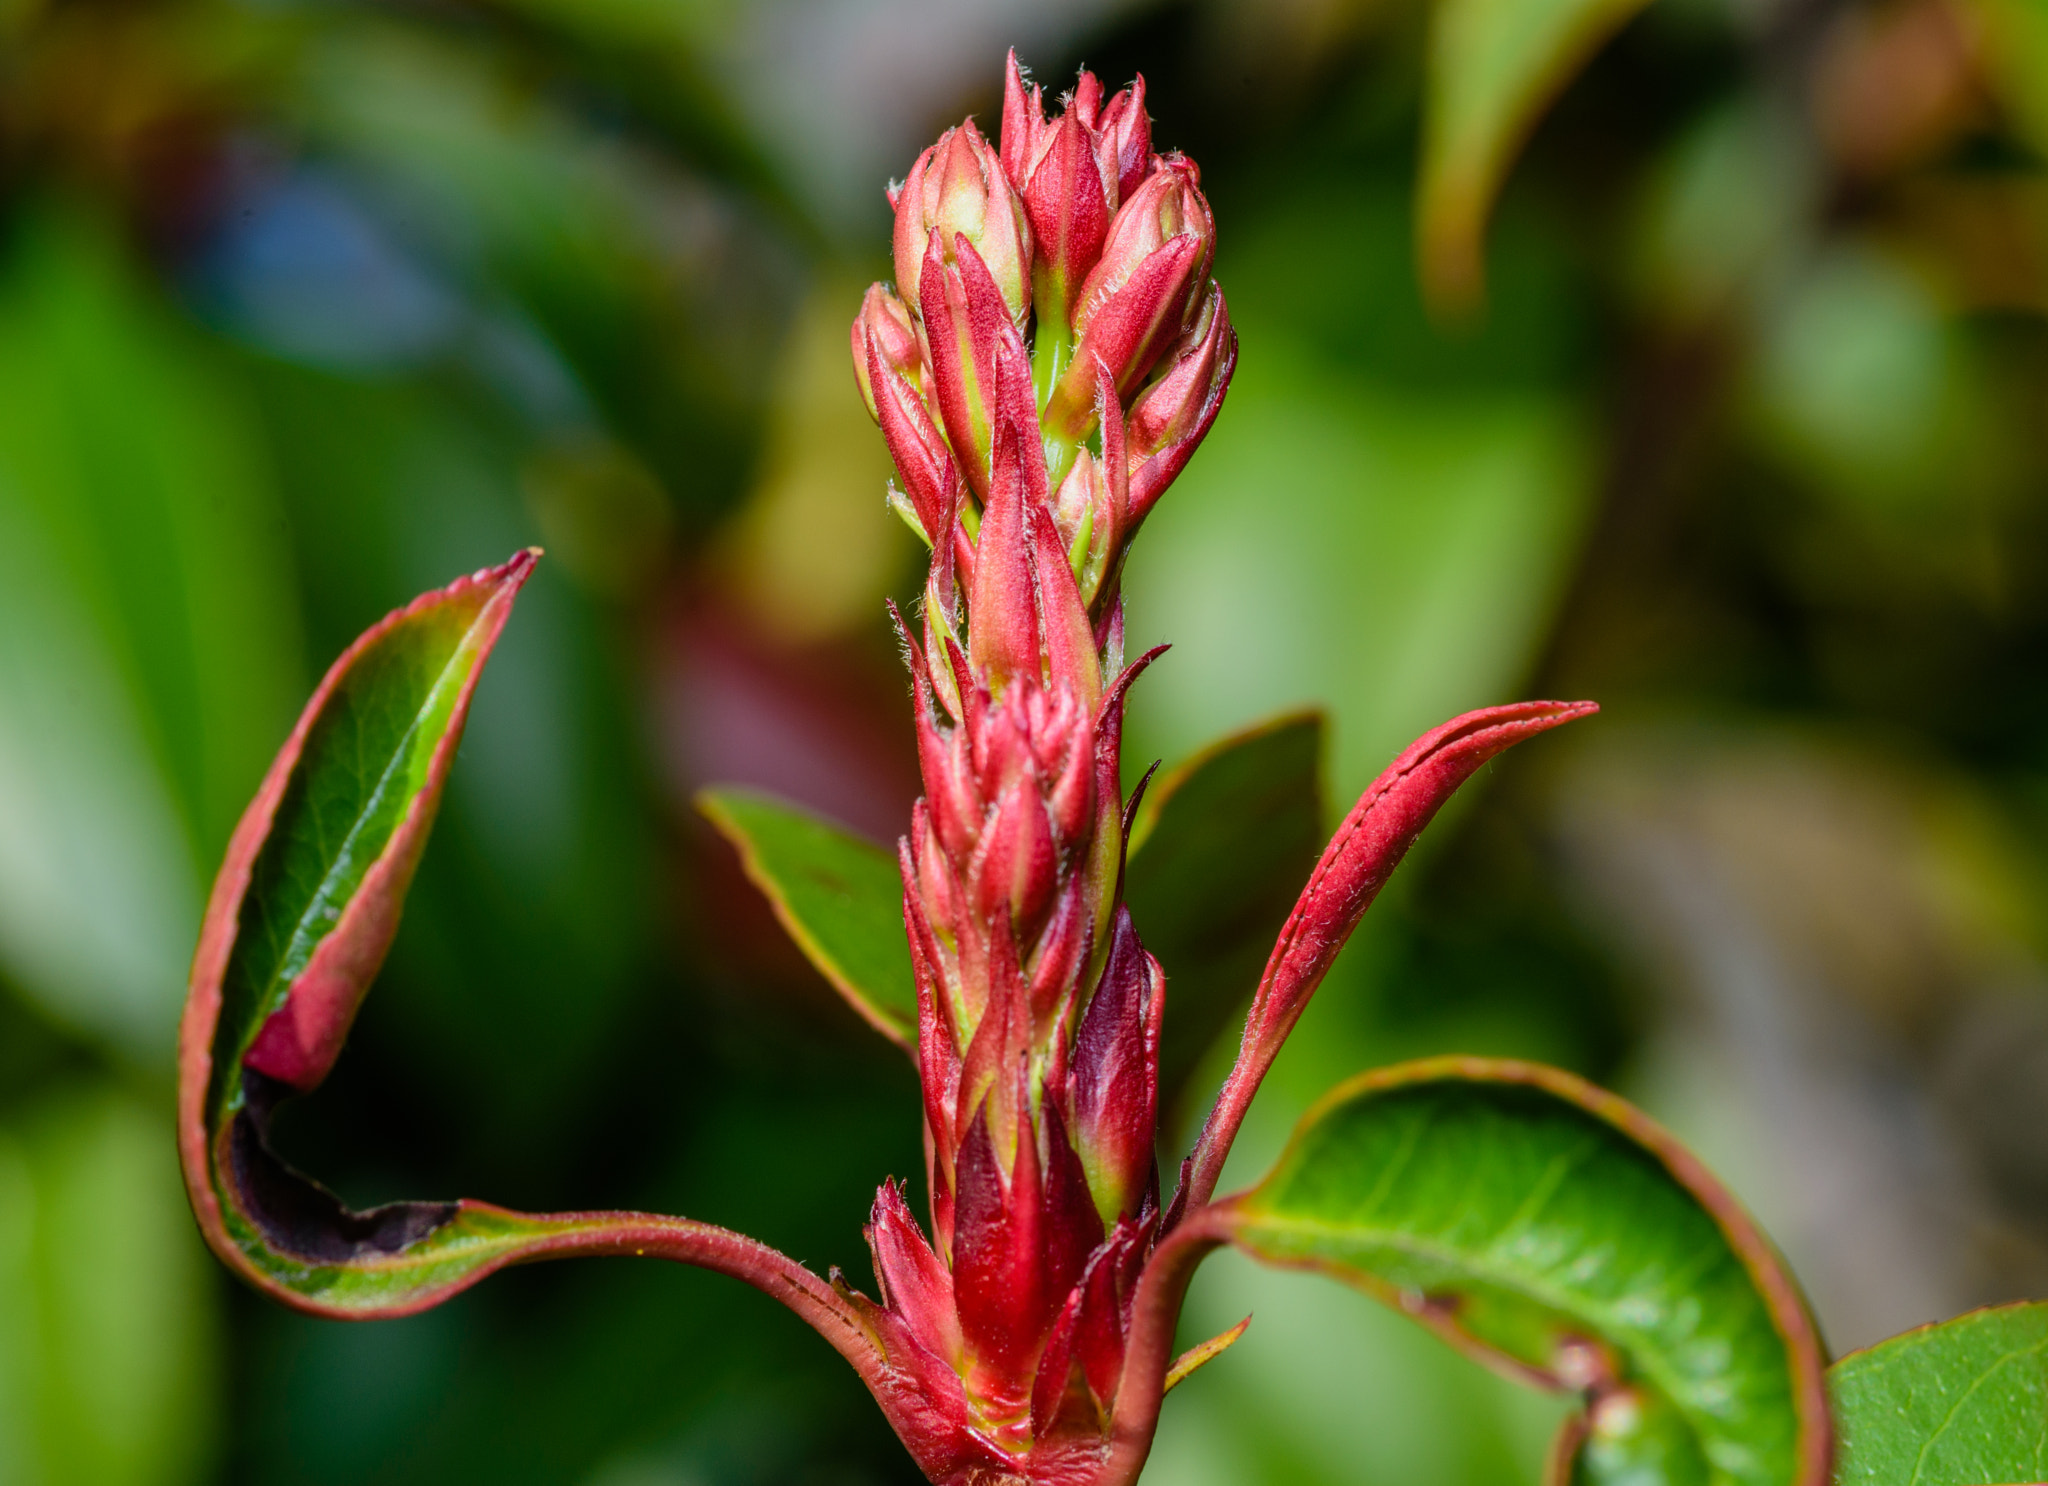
(845, 50, 1235, 1484)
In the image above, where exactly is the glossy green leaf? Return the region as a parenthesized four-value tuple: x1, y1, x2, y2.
(180, 552, 553, 1312)
(1828, 1301, 2048, 1484)
(1125, 711, 1327, 1104)
(696, 788, 917, 1048)
(1420, 0, 1655, 310)
(1213, 1057, 1830, 1486)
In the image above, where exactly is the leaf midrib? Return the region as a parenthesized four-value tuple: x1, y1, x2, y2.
(245, 612, 487, 1047)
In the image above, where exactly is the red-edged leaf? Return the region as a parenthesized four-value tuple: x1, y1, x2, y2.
(172, 555, 884, 1385)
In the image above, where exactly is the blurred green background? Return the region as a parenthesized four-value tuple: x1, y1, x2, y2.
(5, 0, 2048, 1480)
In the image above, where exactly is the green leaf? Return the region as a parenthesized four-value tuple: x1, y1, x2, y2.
(696, 788, 916, 1048)
(180, 552, 561, 1313)
(1828, 1301, 2048, 1484)
(1125, 711, 1326, 1104)
(1420, 0, 1656, 310)
(1213, 1057, 1830, 1486)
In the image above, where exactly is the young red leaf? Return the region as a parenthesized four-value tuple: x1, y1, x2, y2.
(1181, 699, 1598, 1210)
(1122, 710, 1326, 1110)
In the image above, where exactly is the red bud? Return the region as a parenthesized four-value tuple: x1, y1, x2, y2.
(850, 282, 922, 417)
(1015, 104, 1115, 333)
(922, 232, 1035, 504)
(1095, 78, 1153, 205)
(856, 285, 959, 542)
(1072, 906, 1164, 1228)
(1126, 284, 1236, 526)
(1074, 159, 1213, 344)
(893, 120, 1031, 327)
(1044, 162, 1213, 438)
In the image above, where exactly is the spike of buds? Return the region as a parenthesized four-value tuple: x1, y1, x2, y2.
(848, 53, 1237, 1481)
(847, 45, 1320, 1486)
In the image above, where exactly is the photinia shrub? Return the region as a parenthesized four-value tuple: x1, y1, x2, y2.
(176, 52, 2041, 1486)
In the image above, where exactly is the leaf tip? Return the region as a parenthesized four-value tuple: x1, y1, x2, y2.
(1164, 1313, 1251, 1393)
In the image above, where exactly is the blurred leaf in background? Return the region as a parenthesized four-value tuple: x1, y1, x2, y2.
(0, 1089, 220, 1486)
(0, 208, 302, 1063)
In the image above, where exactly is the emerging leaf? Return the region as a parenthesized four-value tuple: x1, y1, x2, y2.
(1213, 1059, 1830, 1486)
(1185, 699, 1596, 1210)
(1828, 1301, 2048, 1485)
(1123, 710, 1325, 1106)
(697, 788, 920, 1048)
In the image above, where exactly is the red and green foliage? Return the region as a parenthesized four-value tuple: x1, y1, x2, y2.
(175, 49, 2035, 1486)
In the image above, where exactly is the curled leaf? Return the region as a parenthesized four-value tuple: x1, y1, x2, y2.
(175, 556, 883, 1380)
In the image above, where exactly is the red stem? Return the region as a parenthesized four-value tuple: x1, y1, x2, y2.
(1092, 1206, 1232, 1486)
(465, 1205, 887, 1379)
